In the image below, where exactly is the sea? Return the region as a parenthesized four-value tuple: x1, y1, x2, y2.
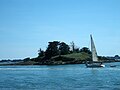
(0, 62, 120, 90)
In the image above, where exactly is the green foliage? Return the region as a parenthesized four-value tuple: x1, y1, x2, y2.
(114, 55, 119, 58)
(59, 42, 70, 55)
(70, 41, 80, 53)
(44, 41, 70, 59)
(37, 41, 92, 62)
(38, 48, 44, 57)
(80, 47, 91, 54)
(74, 48, 80, 53)
(70, 41, 75, 52)
(23, 57, 30, 62)
(63, 52, 91, 60)
(45, 41, 60, 59)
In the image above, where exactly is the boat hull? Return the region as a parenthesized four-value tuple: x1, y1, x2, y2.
(86, 63, 105, 68)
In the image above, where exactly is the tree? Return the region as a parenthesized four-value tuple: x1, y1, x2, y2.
(45, 41, 60, 59)
(23, 57, 30, 62)
(38, 48, 44, 57)
(80, 47, 91, 54)
(70, 41, 80, 53)
(114, 55, 119, 58)
(70, 41, 75, 52)
(114, 55, 120, 59)
(74, 48, 80, 53)
(59, 42, 70, 55)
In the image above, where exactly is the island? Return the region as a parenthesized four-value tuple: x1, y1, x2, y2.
(0, 41, 119, 65)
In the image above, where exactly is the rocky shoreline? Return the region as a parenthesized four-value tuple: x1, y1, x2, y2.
(0, 55, 117, 66)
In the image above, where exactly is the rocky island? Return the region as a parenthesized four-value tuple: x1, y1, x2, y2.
(0, 41, 118, 65)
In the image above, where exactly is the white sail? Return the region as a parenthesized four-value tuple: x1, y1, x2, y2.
(90, 35, 98, 62)
(85, 35, 105, 67)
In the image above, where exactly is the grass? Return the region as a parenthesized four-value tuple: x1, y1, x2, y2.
(62, 52, 91, 60)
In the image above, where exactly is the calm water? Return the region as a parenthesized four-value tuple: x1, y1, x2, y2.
(0, 62, 120, 90)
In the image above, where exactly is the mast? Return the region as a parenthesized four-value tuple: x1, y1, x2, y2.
(90, 35, 98, 62)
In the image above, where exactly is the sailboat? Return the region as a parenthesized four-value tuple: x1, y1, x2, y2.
(85, 35, 105, 68)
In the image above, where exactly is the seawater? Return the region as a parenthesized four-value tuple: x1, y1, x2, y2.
(0, 62, 120, 90)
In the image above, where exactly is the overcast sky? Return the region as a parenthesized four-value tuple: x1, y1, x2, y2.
(0, 0, 120, 59)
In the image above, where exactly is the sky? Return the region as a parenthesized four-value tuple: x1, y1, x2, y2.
(0, 0, 120, 59)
